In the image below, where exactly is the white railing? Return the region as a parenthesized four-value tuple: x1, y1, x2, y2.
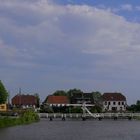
(38, 113, 140, 118)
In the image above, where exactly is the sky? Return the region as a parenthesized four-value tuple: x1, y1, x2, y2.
(1, 0, 140, 104)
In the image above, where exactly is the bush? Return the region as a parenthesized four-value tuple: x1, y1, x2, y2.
(70, 107, 82, 113)
(0, 111, 39, 128)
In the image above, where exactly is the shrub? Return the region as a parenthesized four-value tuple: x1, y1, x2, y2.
(0, 111, 39, 128)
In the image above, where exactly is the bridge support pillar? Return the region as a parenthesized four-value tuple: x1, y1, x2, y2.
(128, 116, 132, 120)
(98, 117, 102, 121)
(82, 116, 86, 121)
(49, 117, 53, 121)
(62, 116, 66, 121)
(114, 116, 118, 120)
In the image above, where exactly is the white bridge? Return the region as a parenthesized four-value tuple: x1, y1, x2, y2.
(39, 103, 140, 120)
(38, 112, 140, 119)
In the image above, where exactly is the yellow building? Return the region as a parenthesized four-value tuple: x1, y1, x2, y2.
(0, 104, 7, 111)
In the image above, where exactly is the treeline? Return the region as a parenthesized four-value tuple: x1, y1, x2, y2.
(127, 100, 140, 112)
(44, 88, 102, 103)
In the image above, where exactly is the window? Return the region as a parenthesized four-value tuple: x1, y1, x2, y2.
(112, 107, 117, 111)
(0, 106, 5, 109)
(113, 102, 116, 105)
(108, 102, 110, 105)
(118, 102, 120, 105)
(122, 102, 124, 105)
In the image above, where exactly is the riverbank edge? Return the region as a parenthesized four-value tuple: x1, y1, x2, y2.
(0, 111, 40, 128)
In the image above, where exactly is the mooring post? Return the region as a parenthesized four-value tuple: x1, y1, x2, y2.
(62, 114, 66, 121)
(128, 116, 132, 120)
(62, 116, 66, 121)
(82, 116, 86, 121)
(49, 116, 53, 121)
(114, 116, 118, 120)
(98, 117, 102, 121)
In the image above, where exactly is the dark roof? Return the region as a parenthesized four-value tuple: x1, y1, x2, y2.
(102, 93, 126, 101)
(47, 96, 69, 104)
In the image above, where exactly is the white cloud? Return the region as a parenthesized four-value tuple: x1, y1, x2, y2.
(1, 0, 140, 102)
(0, 1, 140, 69)
(0, 39, 18, 59)
(121, 4, 133, 11)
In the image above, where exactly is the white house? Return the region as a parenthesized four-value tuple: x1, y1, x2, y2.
(102, 93, 127, 112)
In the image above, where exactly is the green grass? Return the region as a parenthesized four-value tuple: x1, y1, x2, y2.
(0, 111, 40, 128)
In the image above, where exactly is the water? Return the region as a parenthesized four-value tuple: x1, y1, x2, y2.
(0, 119, 140, 140)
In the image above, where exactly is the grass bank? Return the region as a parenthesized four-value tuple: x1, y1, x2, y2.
(0, 111, 39, 128)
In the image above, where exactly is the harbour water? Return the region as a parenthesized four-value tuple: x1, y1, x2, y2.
(0, 119, 140, 140)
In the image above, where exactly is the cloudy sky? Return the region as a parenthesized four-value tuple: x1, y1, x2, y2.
(1, 0, 140, 104)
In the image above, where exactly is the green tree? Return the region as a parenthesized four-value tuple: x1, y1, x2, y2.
(91, 91, 102, 104)
(136, 100, 140, 105)
(0, 80, 8, 104)
(67, 88, 83, 97)
(67, 89, 83, 103)
(90, 105, 102, 113)
(70, 107, 82, 113)
(34, 93, 40, 108)
(53, 90, 67, 96)
(127, 100, 140, 112)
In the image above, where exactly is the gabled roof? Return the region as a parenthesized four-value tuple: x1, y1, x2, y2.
(102, 93, 126, 101)
(12, 94, 37, 105)
(47, 95, 69, 104)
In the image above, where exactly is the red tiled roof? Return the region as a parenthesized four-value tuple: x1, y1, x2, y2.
(12, 94, 37, 106)
(102, 93, 126, 101)
(47, 96, 69, 104)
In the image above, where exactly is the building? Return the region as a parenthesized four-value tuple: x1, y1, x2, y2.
(46, 95, 69, 106)
(0, 104, 7, 111)
(102, 93, 127, 112)
(70, 93, 94, 104)
(12, 94, 37, 108)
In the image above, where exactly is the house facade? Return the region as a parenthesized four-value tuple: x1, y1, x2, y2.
(44, 95, 70, 113)
(102, 93, 127, 112)
(12, 94, 37, 108)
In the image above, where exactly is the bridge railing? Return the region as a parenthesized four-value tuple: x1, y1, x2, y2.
(38, 113, 140, 118)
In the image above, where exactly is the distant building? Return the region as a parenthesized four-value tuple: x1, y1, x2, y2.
(102, 93, 127, 112)
(12, 94, 37, 108)
(46, 95, 69, 106)
(0, 104, 7, 111)
(71, 93, 94, 104)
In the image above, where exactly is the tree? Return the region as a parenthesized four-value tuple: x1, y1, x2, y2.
(90, 105, 102, 113)
(0, 80, 8, 104)
(91, 91, 102, 104)
(53, 90, 67, 96)
(136, 100, 140, 105)
(127, 100, 140, 112)
(34, 93, 40, 108)
(67, 89, 83, 103)
(67, 88, 83, 97)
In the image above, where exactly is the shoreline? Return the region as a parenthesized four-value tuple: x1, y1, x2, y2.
(0, 111, 39, 128)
